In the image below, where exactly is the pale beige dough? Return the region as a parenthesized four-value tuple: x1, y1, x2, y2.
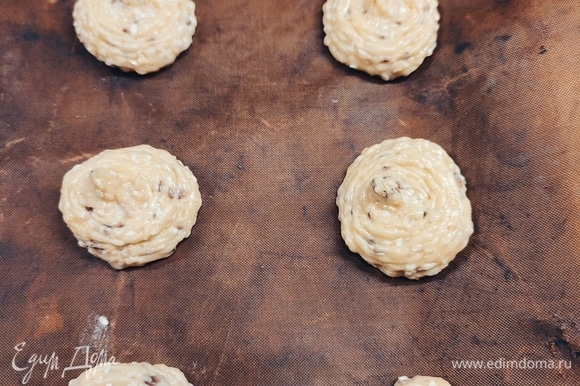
(73, 0, 197, 74)
(68, 362, 192, 385)
(336, 137, 473, 279)
(59, 145, 202, 269)
(394, 375, 452, 386)
(322, 0, 439, 80)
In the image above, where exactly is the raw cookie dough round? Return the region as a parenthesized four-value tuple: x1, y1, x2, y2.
(336, 137, 473, 279)
(59, 145, 202, 269)
(322, 0, 440, 80)
(73, 0, 197, 74)
(68, 362, 192, 385)
(395, 375, 452, 386)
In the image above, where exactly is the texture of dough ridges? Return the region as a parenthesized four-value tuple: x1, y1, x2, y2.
(68, 362, 192, 385)
(322, 0, 440, 80)
(73, 0, 197, 74)
(336, 137, 473, 279)
(59, 145, 202, 269)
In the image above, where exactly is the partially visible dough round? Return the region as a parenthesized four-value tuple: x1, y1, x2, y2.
(336, 137, 473, 279)
(322, 0, 439, 80)
(59, 145, 202, 269)
(395, 375, 452, 386)
(73, 0, 197, 74)
(68, 362, 192, 385)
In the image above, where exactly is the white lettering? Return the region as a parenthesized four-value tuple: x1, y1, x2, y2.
(61, 346, 91, 378)
(12, 342, 59, 384)
(61, 346, 117, 378)
(38, 352, 59, 378)
(560, 359, 572, 370)
(11, 342, 28, 372)
(452, 357, 575, 370)
(11, 342, 117, 383)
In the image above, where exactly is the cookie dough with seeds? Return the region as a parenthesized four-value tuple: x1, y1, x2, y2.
(336, 137, 473, 279)
(394, 375, 452, 386)
(59, 145, 202, 269)
(322, 0, 440, 80)
(68, 362, 192, 385)
(73, 0, 197, 74)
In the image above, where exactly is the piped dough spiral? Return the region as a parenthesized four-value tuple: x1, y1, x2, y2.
(336, 137, 473, 279)
(322, 0, 440, 80)
(59, 145, 202, 269)
(68, 362, 192, 385)
(394, 375, 452, 386)
(73, 0, 197, 74)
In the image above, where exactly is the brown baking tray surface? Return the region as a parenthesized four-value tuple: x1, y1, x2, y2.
(0, 1, 578, 385)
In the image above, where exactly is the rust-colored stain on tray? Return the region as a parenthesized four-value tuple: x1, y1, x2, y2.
(0, 1, 579, 385)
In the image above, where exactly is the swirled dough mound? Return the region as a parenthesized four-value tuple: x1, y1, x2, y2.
(322, 0, 439, 80)
(395, 375, 452, 386)
(73, 0, 197, 74)
(59, 145, 202, 269)
(68, 362, 192, 385)
(336, 137, 473, 279)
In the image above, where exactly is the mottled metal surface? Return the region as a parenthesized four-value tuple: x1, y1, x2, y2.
(0, 0, 579, 385)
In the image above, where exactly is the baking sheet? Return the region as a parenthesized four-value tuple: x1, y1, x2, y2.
(0, 0, 578, 385)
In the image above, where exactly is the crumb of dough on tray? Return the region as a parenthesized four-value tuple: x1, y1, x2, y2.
(336, 137, 473, 279)
(68, 362, 192, 385)
(73, 0, 197, 74)
(59, 144, 202, 269)
(394, 375, 453, 386)
(322, 0, 440, 80)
